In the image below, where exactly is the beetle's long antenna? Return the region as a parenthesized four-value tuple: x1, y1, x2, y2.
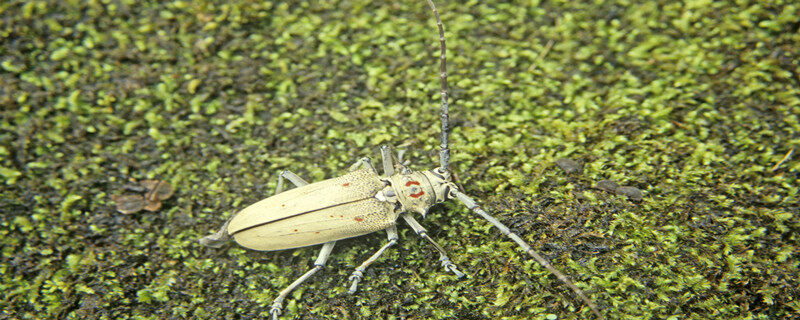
(425, 0, 450, 172)
(452, 190, 604, 319)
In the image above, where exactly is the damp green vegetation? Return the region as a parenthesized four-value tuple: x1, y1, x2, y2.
(1, 0, 798, 319)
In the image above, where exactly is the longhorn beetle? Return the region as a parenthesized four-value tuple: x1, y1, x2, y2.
(199, 1, 603, 319)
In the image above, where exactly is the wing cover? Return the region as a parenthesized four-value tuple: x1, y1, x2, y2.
(232, 197, 395, 250)
(228, 169, 393, 249)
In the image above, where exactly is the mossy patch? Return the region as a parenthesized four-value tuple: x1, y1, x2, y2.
(1, 0, 798, 319)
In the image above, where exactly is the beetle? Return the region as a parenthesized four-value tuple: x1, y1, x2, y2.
(199, 1, 603, 319)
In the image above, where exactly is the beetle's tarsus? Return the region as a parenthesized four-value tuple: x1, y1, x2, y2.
(347, 271, 363, 294)
(269, 305, 281, 320)
(442, 259, 466, 278)
(346, 226, 399, 294)
(267, 242, 335, 320)
(401, 213, 466, 278)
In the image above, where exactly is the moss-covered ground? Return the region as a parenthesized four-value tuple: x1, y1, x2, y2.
(2, 0, 798, 319)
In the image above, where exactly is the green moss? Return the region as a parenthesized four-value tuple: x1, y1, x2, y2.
(2, 0, 799, 319)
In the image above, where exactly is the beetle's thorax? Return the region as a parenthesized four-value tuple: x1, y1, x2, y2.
(375, 168, 455, 216)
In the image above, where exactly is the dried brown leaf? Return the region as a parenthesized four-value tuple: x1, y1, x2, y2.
(111, 194, 145, 214)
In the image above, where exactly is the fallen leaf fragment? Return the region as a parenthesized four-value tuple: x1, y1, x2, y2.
(141, 179, 174, 201)
(110, 194, 146, 214)
(143, 200, 162, 212)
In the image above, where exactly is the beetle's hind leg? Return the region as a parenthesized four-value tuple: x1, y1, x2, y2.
(275, 170, 310, 194)
(270, 241, 336, 320)
(402, 213, 465, 278)
(347, 225, 399, 294)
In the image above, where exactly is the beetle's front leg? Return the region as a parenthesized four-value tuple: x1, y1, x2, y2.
(199, 170, 310, 248)
(380, 145, 395, 176)
(402, 213, 465, 278)
(347, 225, 399, 294)
(270, 241, 336, 320)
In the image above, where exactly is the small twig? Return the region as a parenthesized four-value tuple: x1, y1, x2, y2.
(537, 39, 555, 60)
(527, 39, 555, 72)
(771, 148, 794, 172)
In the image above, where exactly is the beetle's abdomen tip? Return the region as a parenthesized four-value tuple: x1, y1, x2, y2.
(199, 235, 226, 248)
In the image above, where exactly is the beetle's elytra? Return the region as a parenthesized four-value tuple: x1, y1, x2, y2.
(230, 168, 392, 251)
(200, 1, 603, 319)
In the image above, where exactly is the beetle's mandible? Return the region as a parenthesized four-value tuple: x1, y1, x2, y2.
(199, 1, 603, 319)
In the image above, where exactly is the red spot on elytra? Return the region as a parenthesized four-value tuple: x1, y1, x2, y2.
(405, 181, 420, 186)
(315, 231, 320, 234)
(354, 217, 364, 222)
(342, 182, 350, 187)
(410, 191, 425, 198)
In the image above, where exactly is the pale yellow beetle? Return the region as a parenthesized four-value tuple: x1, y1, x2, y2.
(200, 1, 603, 319)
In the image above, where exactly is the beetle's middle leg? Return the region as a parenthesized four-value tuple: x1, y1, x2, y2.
(402, 213, 466, 278)
(270, 241, 336, 320)
(347, 225, 399, 294)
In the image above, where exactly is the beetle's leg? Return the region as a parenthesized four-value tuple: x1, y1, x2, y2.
(401, 213, 465, 278)
(394, 149, 411, 174)
(275, 170, 310, 194)
(380, 145, 395, 176)
(270, 241, 336, 320)
(347, 225, 399, 294)
(198, 218, 232, 248)
(451, 190, 604, 319)
(348, 157, 377, 173)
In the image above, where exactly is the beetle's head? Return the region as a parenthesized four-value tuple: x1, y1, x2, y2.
(387, 168, 456, 217)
